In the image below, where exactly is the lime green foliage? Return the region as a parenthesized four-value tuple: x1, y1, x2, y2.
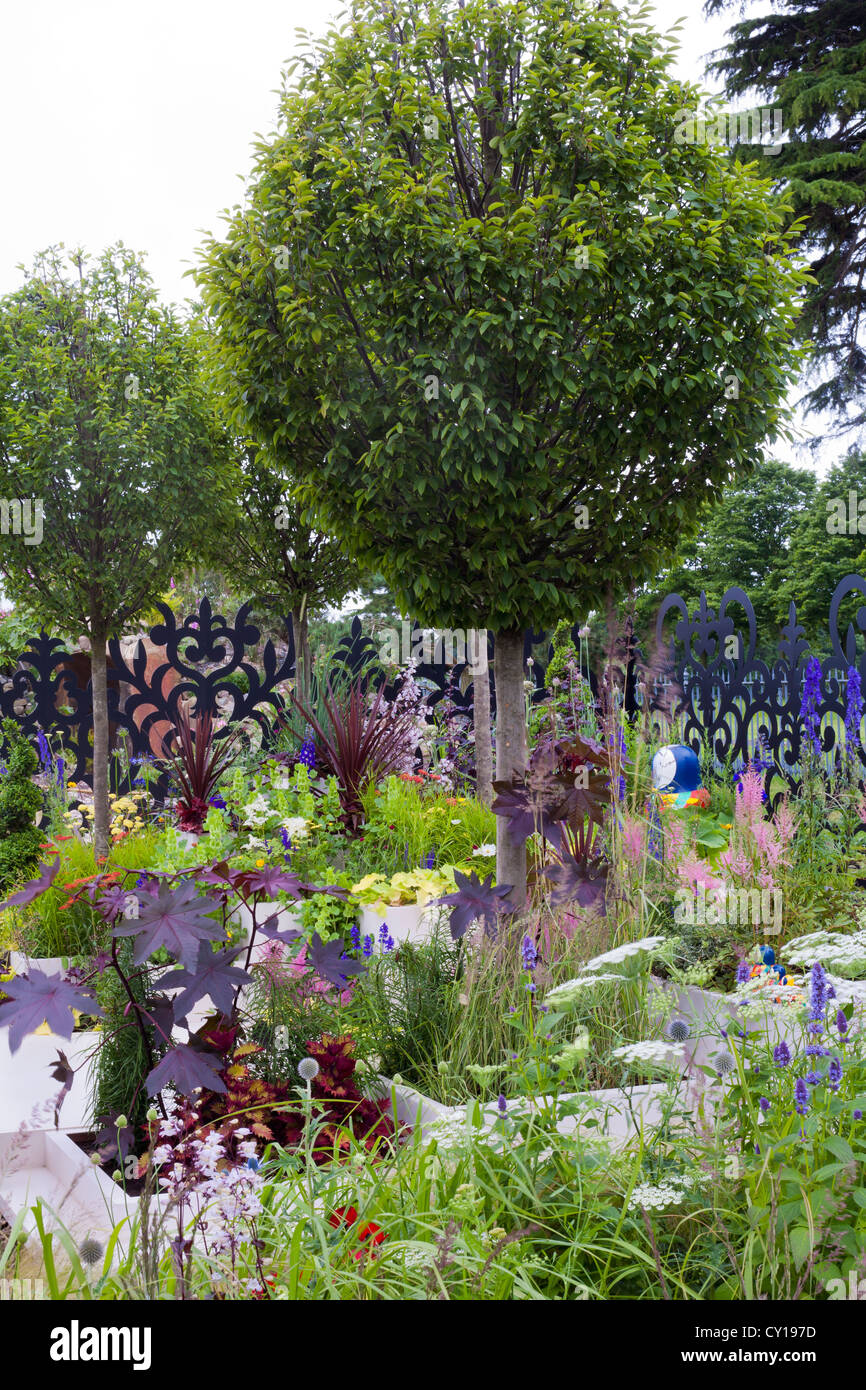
(545, 621, 580, 687)
(359, 776, 495, 870)
(299, 872, 359, 939)
(0, 720, 42, 893)
(351, 866, 458, 908)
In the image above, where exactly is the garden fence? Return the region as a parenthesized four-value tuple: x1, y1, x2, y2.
(1, 574, 864, 798)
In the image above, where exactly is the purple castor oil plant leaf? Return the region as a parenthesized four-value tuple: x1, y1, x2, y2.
(0, 971, 102, 1053)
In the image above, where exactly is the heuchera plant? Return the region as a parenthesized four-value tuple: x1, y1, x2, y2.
(174, 1031, 396, 1163)
(0, 854, 365, 1160)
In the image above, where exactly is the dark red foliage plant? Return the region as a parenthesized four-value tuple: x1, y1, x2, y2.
(292, 679, 422, 834)
(159, 705, 243, 833)
(179, 1032, 398, 1165)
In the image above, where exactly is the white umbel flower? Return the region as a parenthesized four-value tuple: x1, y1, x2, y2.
(581, 936, 667, 975)
(610, 1040, 684, 1073)
(544, 973, 627, 1009)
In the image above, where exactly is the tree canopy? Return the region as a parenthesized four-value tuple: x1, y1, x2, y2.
(198, 0, 810, 897)
(706, 0, 866, 435)
(0, 245, 231, 853)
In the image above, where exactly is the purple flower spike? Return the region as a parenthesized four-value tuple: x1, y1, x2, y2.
(800, 657, 823, 756)
(497, 1093, 507, 1115)
(828, 1056, 842, 1092)
(794, 1077, 810, 1116)
(774, 1041, 791, 1068)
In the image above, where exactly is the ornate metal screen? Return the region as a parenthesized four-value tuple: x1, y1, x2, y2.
(649, 573, 866, 787)
(2, 576, 864, 797)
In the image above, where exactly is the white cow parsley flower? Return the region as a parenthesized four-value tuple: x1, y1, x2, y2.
(581, 936, 667, 975)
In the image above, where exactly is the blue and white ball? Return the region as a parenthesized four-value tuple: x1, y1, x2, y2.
(651, 744, 701, 795)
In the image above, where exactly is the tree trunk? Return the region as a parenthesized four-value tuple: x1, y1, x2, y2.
(90, 619, 110, 863)
(473, 628, 493, 806)
(291, 607, 312, 707)
(493, 627, 528, 909)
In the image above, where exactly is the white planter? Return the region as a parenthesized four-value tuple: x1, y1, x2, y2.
(0, 1128, 130, 1258)
(0, 1029, 101, 1133)
(232, 899, 304, 963)
(647, 976, 863, 1073)
(8, 953, 70, 978)
(367, 1076, 679, 1148)
(359, 902, 447, 948)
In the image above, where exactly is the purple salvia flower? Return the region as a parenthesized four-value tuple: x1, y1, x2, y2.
(800, 657, 823, 756)
(774, 1041, 791, 1068)
(845, 666, 863, 752)
(362, 934, 374, 959)
(497, 1093, 507, 1115)
(521, 935, 537, 972)
(828, 1056, 842, 1092)
(837, 1009, 849, 1036)
(809, 960, 829, 1029)
(736, 961, 751, 984)
(759, 1096, 770, 1113)
(794, 1077, 810, 1115)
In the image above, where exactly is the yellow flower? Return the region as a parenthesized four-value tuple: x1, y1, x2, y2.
(256, 858, 266, 868)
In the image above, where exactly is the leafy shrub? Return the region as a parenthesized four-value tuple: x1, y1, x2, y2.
(0, 719, 43, 892)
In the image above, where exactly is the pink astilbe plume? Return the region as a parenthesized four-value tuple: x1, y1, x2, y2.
(773, 799, 795, 844)
(621, 816, 646, 865)
(735, 763, 765, 826)
(663, 818, 686, 862)
(677, 854, 724, 894)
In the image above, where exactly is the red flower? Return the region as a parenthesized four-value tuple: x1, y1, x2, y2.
(329, 1205, 388, 1260)
(328, 1205, 359, 1228)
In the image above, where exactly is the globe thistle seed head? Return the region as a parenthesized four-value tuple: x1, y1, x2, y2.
(79, 1237, 104, 1267)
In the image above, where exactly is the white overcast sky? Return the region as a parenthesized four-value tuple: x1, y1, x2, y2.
(0, 0, 831, 466)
